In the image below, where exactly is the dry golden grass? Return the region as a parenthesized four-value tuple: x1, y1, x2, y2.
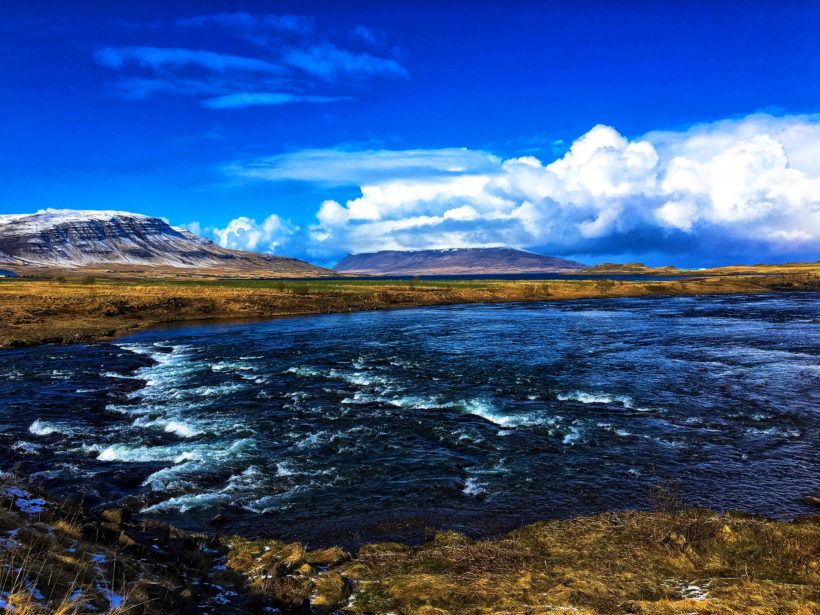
(1, 271, 817, 348)
(219, 510, 820, 614)
(3, 475, 818, 614)
(582, 261, 820, 276)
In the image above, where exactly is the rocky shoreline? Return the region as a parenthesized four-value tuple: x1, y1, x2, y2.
(2, 476, 818, 614)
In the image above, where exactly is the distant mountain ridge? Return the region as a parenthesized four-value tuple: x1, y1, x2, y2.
(335, 247, 585, 275)
(0, 210, 330, 276)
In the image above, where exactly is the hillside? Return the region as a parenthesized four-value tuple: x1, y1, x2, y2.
(335, 247, 585, 275)
(0, 210, 331, 277)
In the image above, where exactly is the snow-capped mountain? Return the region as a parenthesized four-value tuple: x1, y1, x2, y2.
(0, 210, 330, 275)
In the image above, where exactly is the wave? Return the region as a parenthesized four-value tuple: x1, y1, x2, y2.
(12, 441, 41, 455)
(29, 419, 72, 436)
(96, 438, 255, 464)
(462, 476, 487, 496)
(286, 365, 391, 388)
(459, 399, 544, 428)
(596, 422, 634, 438)
(211, 361, 255, 373)
(142, 491, 232, 513)
(275, 461, 297, 477)
(142, 462, 200, 492)
(131, 416, 203, 438)
(341, 390, 446, 411)
(557, 390, 652, 412)
(103, 371, 141, 380)
(221, 465, 268, 495)
(191, 383, 248, 397)
(97, 443, 198, 463)
(243, 485, 309, 514)
(164, 421, 202, 438)
(562, 425, 584, 445)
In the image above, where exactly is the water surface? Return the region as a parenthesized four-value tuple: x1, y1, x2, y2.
(2, 293, 818, 546)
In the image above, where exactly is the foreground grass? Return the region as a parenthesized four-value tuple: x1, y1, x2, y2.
(2, 477, 818, 614)
(1, 273, 818, 347)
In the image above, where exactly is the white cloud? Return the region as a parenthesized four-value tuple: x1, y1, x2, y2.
(95, 16, 407, 109)
(226, 148, 500, 184)
(219, 113, 820, 262)
(212, 214, 296, 253)
(95, 47, 285, 74)
(202, 92, 349, 108)
(282, 43, 408, 81)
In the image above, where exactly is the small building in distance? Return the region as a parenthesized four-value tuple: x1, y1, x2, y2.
(0, 269, 18, 278)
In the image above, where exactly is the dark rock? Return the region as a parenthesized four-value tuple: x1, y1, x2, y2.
(100, 522, 122, 534)
(210, 513, 227, 525)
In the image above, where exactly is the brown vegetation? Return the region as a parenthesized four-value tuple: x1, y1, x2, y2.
(581, 261, 820, 276)
(1, 272, 818, 348)
(2, 477, 818, 614)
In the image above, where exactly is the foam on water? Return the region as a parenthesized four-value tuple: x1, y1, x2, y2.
(459, 399, 544, 428)
(143, 491, 233, 513)
(12, 441, 41, 455)
(29, 419, 72, 436)
(557, 390, 653, 412)
(142, 462, 199, 491)
(97, 437, 255, 464)
(463, 476, 487, 496)
(287, 365, 392, 388)
(132, 416, 204, 438)
(562, 424, 584, 445)
(164, 421, 202, 438)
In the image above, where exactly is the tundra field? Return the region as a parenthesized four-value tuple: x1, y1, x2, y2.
(1, 269, 818, 348)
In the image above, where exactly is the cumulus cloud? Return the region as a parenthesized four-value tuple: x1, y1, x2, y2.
(220, 113, 820, 263)
(212, 215, 296, 253)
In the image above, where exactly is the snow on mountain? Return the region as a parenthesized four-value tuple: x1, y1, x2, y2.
(0, 209, 330, 275)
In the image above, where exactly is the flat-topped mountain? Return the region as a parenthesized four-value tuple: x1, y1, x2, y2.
(335, 247, 585, 275)
(0, 210, 331, 276)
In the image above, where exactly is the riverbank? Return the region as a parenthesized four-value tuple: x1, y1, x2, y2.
(1, 273, 818, 348)
(1, 477, 817, 614)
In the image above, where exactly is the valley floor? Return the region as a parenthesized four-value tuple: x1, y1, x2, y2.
(1, 271, 818, 348)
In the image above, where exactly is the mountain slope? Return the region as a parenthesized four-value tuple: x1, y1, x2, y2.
(0, 210, 330, 276)
(335, 247, 585, 275)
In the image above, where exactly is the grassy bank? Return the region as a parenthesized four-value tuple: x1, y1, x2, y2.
(1, 273, 818, 348)
(1, 478, 817, 614)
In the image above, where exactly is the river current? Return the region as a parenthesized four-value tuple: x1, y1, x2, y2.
(2, 293, 818, 546)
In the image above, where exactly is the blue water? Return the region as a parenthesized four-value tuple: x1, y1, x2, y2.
(2, 293, 818, 547)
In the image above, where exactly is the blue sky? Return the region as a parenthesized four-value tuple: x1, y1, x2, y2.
(2, 1, 819, 267)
